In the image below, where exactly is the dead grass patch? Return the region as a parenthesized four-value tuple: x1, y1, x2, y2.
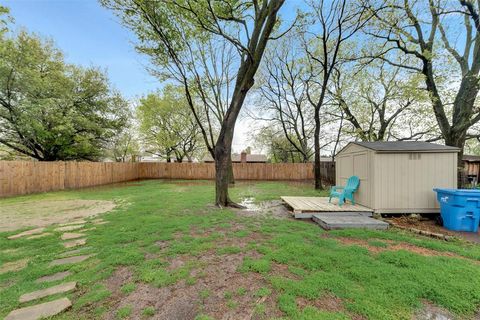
(101, 246, 281, 320)
(336, 237, 459, 258)
(0, 258, 29, 274)
(0, 200, 116, 232)
(297, 294, 345, 313)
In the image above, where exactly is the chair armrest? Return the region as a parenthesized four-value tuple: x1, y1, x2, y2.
(331, 186, 344, 192)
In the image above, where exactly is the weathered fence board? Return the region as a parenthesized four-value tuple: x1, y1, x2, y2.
(1, 161, 334, 198)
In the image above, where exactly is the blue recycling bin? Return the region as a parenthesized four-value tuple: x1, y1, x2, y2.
(433, 188, 480, 232)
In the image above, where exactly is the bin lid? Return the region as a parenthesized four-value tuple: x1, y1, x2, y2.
(433, 188, 480, 197)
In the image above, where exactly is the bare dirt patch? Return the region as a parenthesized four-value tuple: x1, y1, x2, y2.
(102, 225, 283, 320)
(103, 250, 282, 320)
(296, 294, 366, 320)
(413, 300, 455, 320)
(336, 237, 458, 258)
(297, 294, 345, 313)
(387, 216, 480, 244)
(233, 200, 293, 219)
(0, 200, 116, 232)
(387, 216, 451, 236)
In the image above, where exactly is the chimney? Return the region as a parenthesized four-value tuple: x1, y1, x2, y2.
(240, 151, 247, 163)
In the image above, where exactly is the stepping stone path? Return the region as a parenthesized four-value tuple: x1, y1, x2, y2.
(55, 225, 84, 232)
(0, 258, 29, 275)
(59, 220, 86, 226)
(80, 227, 96, 232)
(49, 254, 93, 267)
(61, 232, 85, 240)
(63, 238, 87, 248)
(5, 217, 106, 320)
(5, 297, 72, 320)
(8, 227, 45, 240)
(19, 282, 77, 303)
(27, 232, 52, 240)
(59, 247, 92, 257)
(35, 271, 72, 284)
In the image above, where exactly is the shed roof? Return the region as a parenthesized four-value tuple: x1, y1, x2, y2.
(348, 141, 460, 152)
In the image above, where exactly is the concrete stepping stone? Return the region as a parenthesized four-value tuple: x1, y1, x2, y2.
(61, 232, 85, 240)
(80, 227, 96, 232)
(313, 213, 389, 230)
(19, 281, 76, 303)
(63, 238, 86, 248)
(27, 233, 52, 240)
(49, 254, 93, 266)
(59, 220, 86, 226)
(5, 297, 71, 320)
(54, 225, 84, 232)
(58, 247, 92, 257)
(8, 228, 45, 240)
(0, 258, 29, 275)
(35, 271, 72, 284)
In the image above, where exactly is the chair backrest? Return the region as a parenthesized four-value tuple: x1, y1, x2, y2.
(345, 176, 360, 192)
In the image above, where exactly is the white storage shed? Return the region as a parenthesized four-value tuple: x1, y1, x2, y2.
(335, 141, 459, 214)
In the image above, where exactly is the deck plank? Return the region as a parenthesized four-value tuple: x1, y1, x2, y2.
(281, 196, 373, 219)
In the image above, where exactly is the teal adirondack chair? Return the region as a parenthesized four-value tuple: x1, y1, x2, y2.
(329, 176, 360, 206)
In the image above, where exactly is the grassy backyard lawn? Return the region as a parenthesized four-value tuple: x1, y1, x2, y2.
(1, 180, 480, 320)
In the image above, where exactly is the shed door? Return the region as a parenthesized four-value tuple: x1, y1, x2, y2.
(336, 152, 370, 207)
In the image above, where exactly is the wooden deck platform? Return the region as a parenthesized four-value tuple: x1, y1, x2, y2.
(281, 196, 373, 219)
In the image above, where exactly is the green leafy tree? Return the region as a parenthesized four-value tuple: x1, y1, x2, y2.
(0, 31, 128, 161)
(137, 86, 202, 162)
(108, 119, 140, 162)
(253, 126, 305, 163)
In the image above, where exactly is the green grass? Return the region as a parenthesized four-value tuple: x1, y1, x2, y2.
(121, 282, 136, 294)
(116, 305, 132, 319)
(142, 306, 155, 317)
(1, 180, 480, 319)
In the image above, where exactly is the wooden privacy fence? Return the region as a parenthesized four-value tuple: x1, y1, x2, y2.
(0, 161, 335, 197)
(0, 161, 138, 198)
(138, 162, 328, 180)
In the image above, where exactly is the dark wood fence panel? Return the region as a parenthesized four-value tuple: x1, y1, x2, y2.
(1, 161, 335, 197)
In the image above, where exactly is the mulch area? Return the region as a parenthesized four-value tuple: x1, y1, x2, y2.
(386, 215, 480, 243)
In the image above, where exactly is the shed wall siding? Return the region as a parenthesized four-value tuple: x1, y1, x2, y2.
(373, 152, 457, 212)
(335, 149, 372, 207)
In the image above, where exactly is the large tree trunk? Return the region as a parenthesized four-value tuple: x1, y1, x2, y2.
(214, 87, 251, 207)
(314, 105, 323, 190)
(227, 157, 235, 184)
(215, 123, 237, 206)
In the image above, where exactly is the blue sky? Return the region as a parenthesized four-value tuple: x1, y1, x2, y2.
(3, 0, 303, 152)
(4, 0, 159, 99)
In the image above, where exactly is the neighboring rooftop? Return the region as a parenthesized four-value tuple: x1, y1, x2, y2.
(463, 155, 480, 162)
(203, 154, 267, 163)
(351, 141, 460, 152)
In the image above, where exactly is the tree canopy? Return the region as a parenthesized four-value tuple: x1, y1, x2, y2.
(0, 31, 128, 161)
(137, 85, 202, 162)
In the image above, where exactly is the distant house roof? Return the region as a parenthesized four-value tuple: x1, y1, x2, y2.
(463, 155, 480, 162)
(350, 141, 460, 152)
(203, 154, 267, 163)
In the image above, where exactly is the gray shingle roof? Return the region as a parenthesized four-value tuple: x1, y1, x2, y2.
(202, 154, 268, 163)
(351, 141, 460, 152)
